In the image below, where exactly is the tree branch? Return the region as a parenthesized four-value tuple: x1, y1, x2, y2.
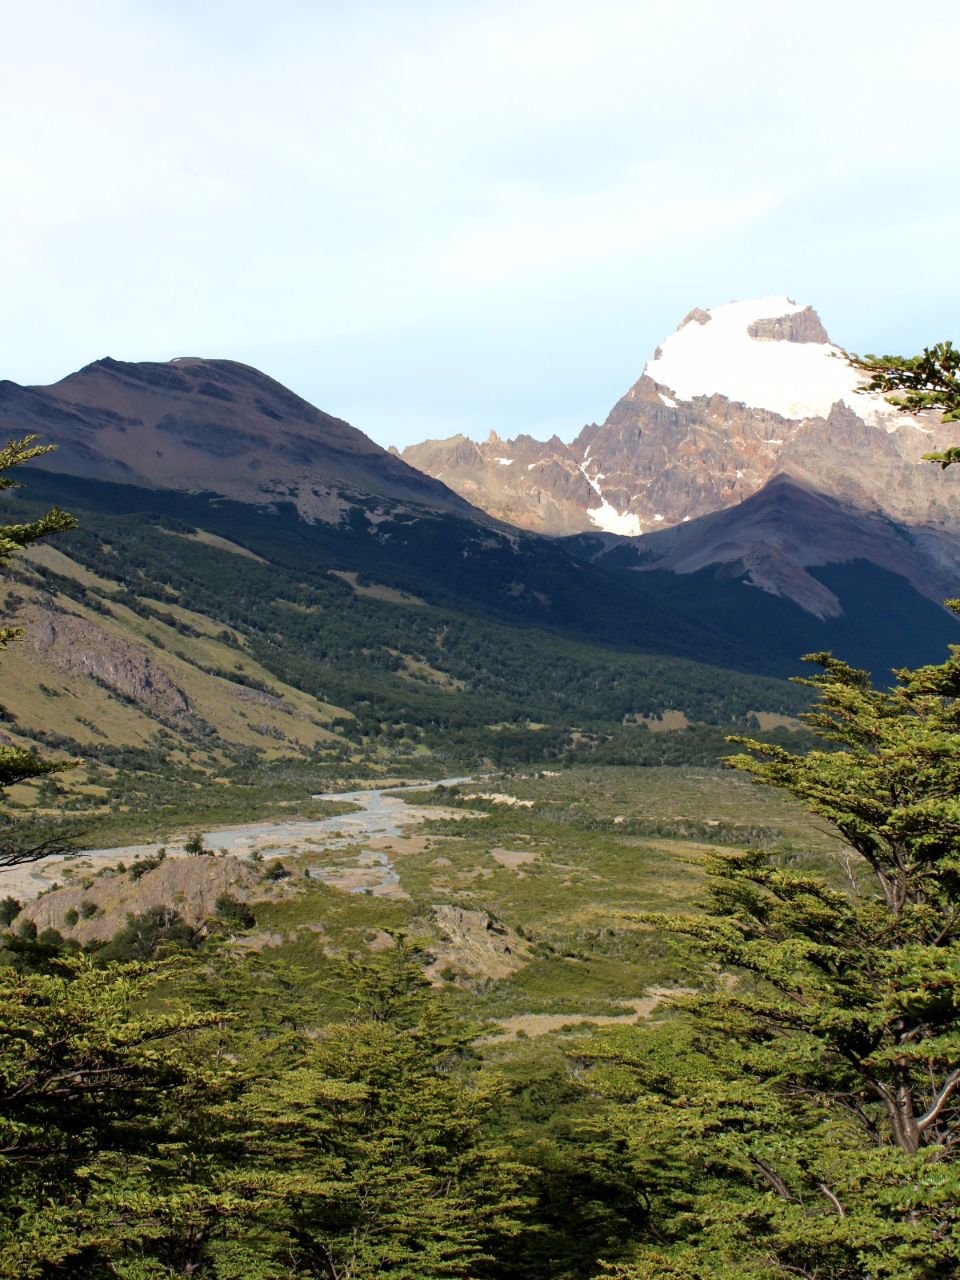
(748, 1154, 798, 1202)
(917, 1068, 960, 1136)
(818, 1182, 846, 1217)
(0, 832, 81, 869)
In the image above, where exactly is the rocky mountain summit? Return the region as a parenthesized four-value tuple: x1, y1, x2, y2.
(402, 297, 960, 615)
(403, 297, 960, 538)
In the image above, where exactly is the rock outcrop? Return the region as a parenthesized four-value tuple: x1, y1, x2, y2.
(26, 605, 191, 717)
(17, 854, 272, 944)
(422, 905, 533, 982)
(401, 432, 595, 535)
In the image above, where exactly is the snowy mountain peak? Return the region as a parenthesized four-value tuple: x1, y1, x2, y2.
(644, 296, 899, 426)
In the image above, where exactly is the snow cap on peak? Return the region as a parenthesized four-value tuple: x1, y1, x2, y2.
(645, 296, 893, 424)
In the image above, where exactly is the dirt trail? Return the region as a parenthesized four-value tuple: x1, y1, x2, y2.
(486, 987, 693, 1041)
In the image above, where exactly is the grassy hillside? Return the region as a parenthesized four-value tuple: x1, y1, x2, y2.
(0, 470, 819, 839)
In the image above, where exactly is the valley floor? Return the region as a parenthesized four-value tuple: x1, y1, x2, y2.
(13, 765, 837, 1034)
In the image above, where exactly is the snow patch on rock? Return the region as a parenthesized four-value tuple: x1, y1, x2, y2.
(580, 462, 604, 499)
(588, 502, 643, 536)
(579, 460, 642, 535)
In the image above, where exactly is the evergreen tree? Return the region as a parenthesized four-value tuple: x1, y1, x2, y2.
(589, 646, 960, 1279)
(248, 940, 530, 1279)
(0, 955, 277, 1279)
(0, 436, 77, 864)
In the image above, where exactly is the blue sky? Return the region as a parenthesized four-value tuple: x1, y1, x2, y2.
(3, 0, 959, 448)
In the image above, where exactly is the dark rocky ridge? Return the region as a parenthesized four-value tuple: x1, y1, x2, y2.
(747, 306, 829, 343)
(629, 474, 960, 620)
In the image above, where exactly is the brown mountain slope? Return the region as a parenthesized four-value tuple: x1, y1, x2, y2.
(0, 356, 480, 523)
(629, 473, 960, 620)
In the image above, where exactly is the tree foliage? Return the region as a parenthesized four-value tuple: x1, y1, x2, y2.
(849, 340, 960, 467)
(0, 436, 77, 852)
(0, 956, 254, 1280)
(0, 436, 75, 628)
(247, 942, 530, 1279)
(589, 644, 960, 1278)
(0, 940, 539, 1278)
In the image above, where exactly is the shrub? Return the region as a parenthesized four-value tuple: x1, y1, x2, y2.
(0, 896, 21, 927)
(95, 906, 200, 963)
(130, 848, 166, 881)
(213, 894, 255, 930)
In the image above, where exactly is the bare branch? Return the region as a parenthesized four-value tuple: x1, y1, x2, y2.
(818, 1182, 847, 1217)
(917, 1068, 960, 1136)
(0, 833, 81, 870)
(748, 1154, 798, 1202)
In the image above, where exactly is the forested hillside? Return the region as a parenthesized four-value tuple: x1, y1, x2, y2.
(0, 467, 814, 846)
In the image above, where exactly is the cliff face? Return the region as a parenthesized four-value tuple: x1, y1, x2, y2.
(26, 605, 191, 718)
(590, 373, 960, 543)
(401, 432, 595, 535)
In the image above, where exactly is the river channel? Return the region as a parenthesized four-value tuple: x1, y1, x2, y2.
(7, 777, 473, 902)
